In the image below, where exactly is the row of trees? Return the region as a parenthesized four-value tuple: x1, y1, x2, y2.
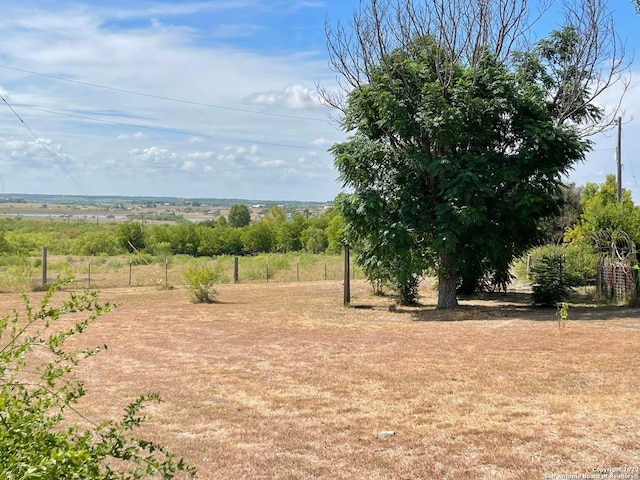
(0, 206, 345, 258)
(133, 206, 344, 257)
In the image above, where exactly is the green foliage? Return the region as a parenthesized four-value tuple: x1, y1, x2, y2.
(340, 194, 431, 304)
(262, 205, 287, 225)
(0, 281, 196, 478)
(4, 253, 34, 287)
(301, 227, 328, 254)
(531, 252, 574, 307)
(128, 253, 155, 266)
(538, 183, 584, 244)
(5, 231, 51, 256)
(0, 230, 9, 254)
(73, 230, 121, 256)
(565, 174, 640, 246)
(0, 208, 342, 259)
(117, 221, 146, 253)
(557, 302, 569, 331)
(332, 33, 593, 308)
(276, 214, 307, 252)
(243, 222, 276, 253)
(325, 213, 345, 254)
(184, 263, 223, 303)
(169, 223, 199, 256)
(520, 243, 597, 287)
(228, 204, 251, 228)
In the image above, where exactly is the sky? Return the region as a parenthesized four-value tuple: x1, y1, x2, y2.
(0, 0, 639, 202)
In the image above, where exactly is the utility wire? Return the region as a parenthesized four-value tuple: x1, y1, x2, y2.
(0, 63, 330, 123)
(1, 95, 88, 195)
(15, 104, 326, 150)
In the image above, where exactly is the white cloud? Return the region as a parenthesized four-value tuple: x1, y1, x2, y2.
(117, 132, 147, 140)
(182, 160, 196, 171)
(188, 136, 205, 144)
(243, 84, 325, 110)
(310, 137, 332, 146)
(185, 151, 215, 160)
(258, 159, 286, 167)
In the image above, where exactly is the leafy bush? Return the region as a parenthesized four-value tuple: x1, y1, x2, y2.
(184, 264, 223, 303)
(531, 252, 574, 307)
(517, 243, 598, 287)
(0, 281, 196, 478)
(73, 231, 121, 256)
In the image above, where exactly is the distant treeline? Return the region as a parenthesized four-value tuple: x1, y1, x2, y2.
(0, 193, 328, 209)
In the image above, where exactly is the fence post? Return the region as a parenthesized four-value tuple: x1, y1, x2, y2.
(266, 261, 269, 283)
(129, 259, 132, 286)
(88, 262, 91, 287)
(344, 243, 351, 306)
(324, 258, 327, 281)
(42, 247, 47, 288)
(234, 256, 239, 283)
(296, 259, 300, 282)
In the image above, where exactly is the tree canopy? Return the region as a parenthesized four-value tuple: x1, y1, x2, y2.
(326, 0, 625, 308)
(565, 174, 640, 246)
(228, 204, 251, 228)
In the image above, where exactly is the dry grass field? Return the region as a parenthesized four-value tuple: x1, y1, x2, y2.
(2, 280, 639, 479)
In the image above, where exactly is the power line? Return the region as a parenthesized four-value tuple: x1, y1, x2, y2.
(1, 95, 88, 195)
(0, 63, 330, 123)
(14, 104, 327, 150)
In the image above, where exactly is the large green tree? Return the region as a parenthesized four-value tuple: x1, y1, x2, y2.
(228, 204, 251, 228)
(326, 0, 626, 309)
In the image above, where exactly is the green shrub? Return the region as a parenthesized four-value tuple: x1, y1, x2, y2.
(518, 243, 598, 286)
(0, 281, 196, 478)
(184, 264, 223, 303)
(148, 241, 173, 257)
(531, 252, 574, 307)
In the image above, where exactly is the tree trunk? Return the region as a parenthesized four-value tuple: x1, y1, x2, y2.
(437, 250, 459, 310)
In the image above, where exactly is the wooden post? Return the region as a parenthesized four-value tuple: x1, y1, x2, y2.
(233, 256, 239, 283)
(324, 258, 327, 281)
(165, 258, 168, 287)
(344, 243, 351, 306)
(128, 259, 132, 286)
(616, 116, 622, 202)
(296, 260, 300, 282)
(266, 261, 269, 283)
(42, 247, 47, 287)
(88, 262, 91, 287)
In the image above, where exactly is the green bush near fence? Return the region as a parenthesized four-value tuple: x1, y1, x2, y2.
(184, 263, 224, 303)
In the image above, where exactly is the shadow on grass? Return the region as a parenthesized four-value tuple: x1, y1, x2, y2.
(378, 290, 640, 323)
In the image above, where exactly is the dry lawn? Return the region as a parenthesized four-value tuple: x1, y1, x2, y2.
(2, 281, 639, 479)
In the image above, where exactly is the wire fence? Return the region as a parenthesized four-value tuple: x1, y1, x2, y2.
(1, 252, 363, 291)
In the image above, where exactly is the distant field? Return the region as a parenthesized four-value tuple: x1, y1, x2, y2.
(2, 280, 638, 479)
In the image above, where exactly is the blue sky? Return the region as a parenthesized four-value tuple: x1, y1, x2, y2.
(0, 0, 639, 202)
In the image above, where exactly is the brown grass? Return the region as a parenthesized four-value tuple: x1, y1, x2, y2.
(2, 281, 639, 479)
